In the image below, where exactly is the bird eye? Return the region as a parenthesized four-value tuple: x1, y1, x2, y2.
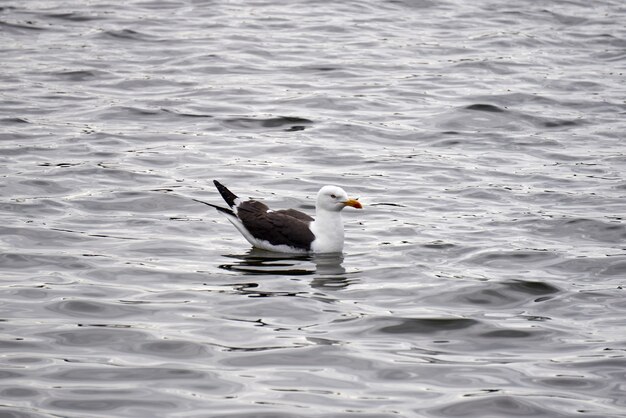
(330, 194, 336, 199)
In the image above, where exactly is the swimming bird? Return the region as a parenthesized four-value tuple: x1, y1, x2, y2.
(196, 180, 362, 253)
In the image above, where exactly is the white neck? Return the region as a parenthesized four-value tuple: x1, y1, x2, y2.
(310, 209, 344, 253)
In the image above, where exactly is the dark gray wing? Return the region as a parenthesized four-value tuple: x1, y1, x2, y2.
(237, 201, 315, 251)
(274, 209, 314, 222)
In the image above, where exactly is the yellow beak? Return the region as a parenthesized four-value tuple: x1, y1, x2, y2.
(343, 198, 363, 209)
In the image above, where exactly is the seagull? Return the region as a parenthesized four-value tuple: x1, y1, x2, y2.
(195, 180, 362, 253)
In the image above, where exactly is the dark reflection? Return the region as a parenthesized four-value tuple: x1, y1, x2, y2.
(309, 276, 352, 291)
(219, 250, 355, 290)
(310, 253, 354, 291)
(219, 248, 314, 276)
(312, 253, 345, 275)
(377, 317, 480, 335)
(219, 249, 348, 275)
(222, 116, 313, 131)
(447, 279, 562, 308)
(465, 103, 505, 113)
(480, 329, 535, 338)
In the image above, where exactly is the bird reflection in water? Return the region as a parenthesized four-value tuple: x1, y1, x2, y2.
(218, 249, 354, 290)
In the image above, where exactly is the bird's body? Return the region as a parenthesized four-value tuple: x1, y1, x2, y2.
(198, 181, 362, 254)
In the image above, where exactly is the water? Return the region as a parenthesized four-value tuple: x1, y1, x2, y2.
(1, 0, 625, 416)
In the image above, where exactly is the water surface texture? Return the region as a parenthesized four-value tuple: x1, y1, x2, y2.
(1, 0, 625, 417)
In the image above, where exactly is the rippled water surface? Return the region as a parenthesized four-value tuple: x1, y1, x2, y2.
(1, 0, 625, 417)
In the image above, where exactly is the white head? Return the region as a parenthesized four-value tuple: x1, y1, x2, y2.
(316, 185, 363, 212)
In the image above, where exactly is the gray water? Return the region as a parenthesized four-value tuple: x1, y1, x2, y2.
(1, 0, 625, 417)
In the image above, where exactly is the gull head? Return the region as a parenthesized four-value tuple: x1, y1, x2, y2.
(316, 185, 362, 212)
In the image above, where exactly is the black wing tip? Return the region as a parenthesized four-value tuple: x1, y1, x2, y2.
(213, 180, 239, 208)
(192, 198, 236, 217)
